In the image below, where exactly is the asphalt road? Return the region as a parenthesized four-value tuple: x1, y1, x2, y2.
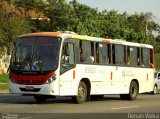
(0, 93, 160, 119)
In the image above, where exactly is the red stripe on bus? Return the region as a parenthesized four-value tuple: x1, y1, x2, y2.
(10, 71, 54, 85)
(102, 39, 111, 43)
(110, 72, 113, 80)
(147, 73, 148, 81)
(73, 70, 75, 79)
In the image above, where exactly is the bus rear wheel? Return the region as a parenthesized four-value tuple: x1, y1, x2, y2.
(120, 81, 138, 100)
(72, 81, 87, 104)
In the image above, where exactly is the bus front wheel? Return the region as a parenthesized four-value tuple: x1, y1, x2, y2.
(72, 81, 87, 104)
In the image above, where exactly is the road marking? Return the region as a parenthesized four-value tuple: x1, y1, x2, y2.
(111, 106, 139, 110)
(20, 117, 32, 119)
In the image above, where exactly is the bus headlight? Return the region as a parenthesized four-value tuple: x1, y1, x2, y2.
(45, 75, 56, 84)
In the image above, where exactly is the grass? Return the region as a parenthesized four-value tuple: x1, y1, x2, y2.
(0, 73, 9, 91)
(0, 83, 8, 90)
(0, 73, 8, 83)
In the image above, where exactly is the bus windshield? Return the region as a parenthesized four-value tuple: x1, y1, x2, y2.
(10, 36, 61, 72)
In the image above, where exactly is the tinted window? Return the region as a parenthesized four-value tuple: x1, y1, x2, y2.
(96, 43, 110, 64)
(141, 48, 150, 67)
(79, 41, 94, 63)
(10, 37, 61, 72)
(114, 45, 126, 65)
(128, 47, 138, 66)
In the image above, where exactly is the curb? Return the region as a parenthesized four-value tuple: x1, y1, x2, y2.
(0, 83, 7, 85)
(0, 90, 9, 94)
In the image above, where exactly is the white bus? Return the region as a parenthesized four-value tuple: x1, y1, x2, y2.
(9, 31, 155, 103)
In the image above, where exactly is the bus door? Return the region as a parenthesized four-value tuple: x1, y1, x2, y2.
(59, 40, 76, 95)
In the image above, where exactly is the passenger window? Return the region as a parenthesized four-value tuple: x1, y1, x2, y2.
(114, 45, 126, 65)
(96, 43, 110, 64)
(128, 47, 138, 66)
(141, 48, 150, 67)
(79, 41, 94, 64)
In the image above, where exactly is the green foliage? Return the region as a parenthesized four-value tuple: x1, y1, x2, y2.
(0, 18, 31, 45)
(0, 1, 30, 46)
(0, 73, 8, 83)
(155, 53, 160, 70)
(0, 72, 8, 91)
(0, 84, 8, 91)
(0, 47, 5, 59)
(0, 1, 31, 55)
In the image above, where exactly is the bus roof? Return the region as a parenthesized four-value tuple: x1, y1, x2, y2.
(20, 32, 61, 37)
(20, 31, 153, 49)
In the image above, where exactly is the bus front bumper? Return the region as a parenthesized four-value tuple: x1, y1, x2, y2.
(9, 81, 58, 96)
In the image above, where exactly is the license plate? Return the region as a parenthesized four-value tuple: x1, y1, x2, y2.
(25, 86, 34, 91)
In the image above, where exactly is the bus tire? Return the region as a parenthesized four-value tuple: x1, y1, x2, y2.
(34, 95, 47, 102)
(128, 81, 138, 100)
(120, 81, 138, 100)
(152, 85, 157, 95)
(72, 81, 87, 104)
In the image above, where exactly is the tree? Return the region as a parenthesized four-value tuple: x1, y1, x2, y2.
(0, 1, 31, 53)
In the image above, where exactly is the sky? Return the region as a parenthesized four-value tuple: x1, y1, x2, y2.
(66, 0, 160, 25)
